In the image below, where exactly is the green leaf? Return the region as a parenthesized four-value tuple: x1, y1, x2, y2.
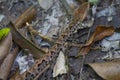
(0, 28, 10, 40)
(88, 0, 99, 4)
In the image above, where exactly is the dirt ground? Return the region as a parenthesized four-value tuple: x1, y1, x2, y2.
(0, 0, 120, 80)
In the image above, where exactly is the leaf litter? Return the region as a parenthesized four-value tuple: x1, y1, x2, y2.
(1, 0, 120, 80)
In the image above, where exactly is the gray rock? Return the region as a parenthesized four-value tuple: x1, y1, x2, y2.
(38, 0, 53, 10)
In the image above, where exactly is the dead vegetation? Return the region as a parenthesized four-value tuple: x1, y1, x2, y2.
(0, 0, 120, 80)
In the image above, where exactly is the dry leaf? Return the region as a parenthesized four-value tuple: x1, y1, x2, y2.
(94, 26, 114, 43)
(0, 32, 12, 64)
(0, 47, 19, 80)
(9, 22, 46, 59)
(78, 26, 115, 56)
(15, 6, 36, 29)
(53, 51, 67, 77)
(88, 60, 120, 80)
(85, 26, 115, 46)
(74, 2, 90, 21)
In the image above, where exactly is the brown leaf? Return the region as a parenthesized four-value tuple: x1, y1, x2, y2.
(94, 26, 114, 43)
(0, 47, 19, 80)
(85, 26, 115, 46)
(15, 6, 37, 28)
(78, 26, 115, 56)
(9, 22, 46, 59)
(0, 32, 12, 65)
(88, 60, 120, 80)
(74, 2, 90, 21)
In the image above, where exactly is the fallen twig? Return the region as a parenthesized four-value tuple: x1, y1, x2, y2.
(26, 22, 54, 44)
(79, 28, 92, 80)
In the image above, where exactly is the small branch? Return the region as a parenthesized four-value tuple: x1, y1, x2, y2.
(79, 28, 91, 80)
(26, 22, 54, 44)
(68, 43, 83, 47)
(79, 55, 85, 80)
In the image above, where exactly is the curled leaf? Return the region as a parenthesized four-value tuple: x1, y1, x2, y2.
(88, 60, 120, 80)
(78, 26, 115, 56)
(85, 26, 115, 46)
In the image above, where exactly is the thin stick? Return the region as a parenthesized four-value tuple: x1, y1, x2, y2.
(79, 28, 91, 80)
(26, 22, 53, 44)
(79, 55, 85, 80)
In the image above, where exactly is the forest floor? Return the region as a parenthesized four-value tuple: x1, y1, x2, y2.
(0, 0, 120, 80)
